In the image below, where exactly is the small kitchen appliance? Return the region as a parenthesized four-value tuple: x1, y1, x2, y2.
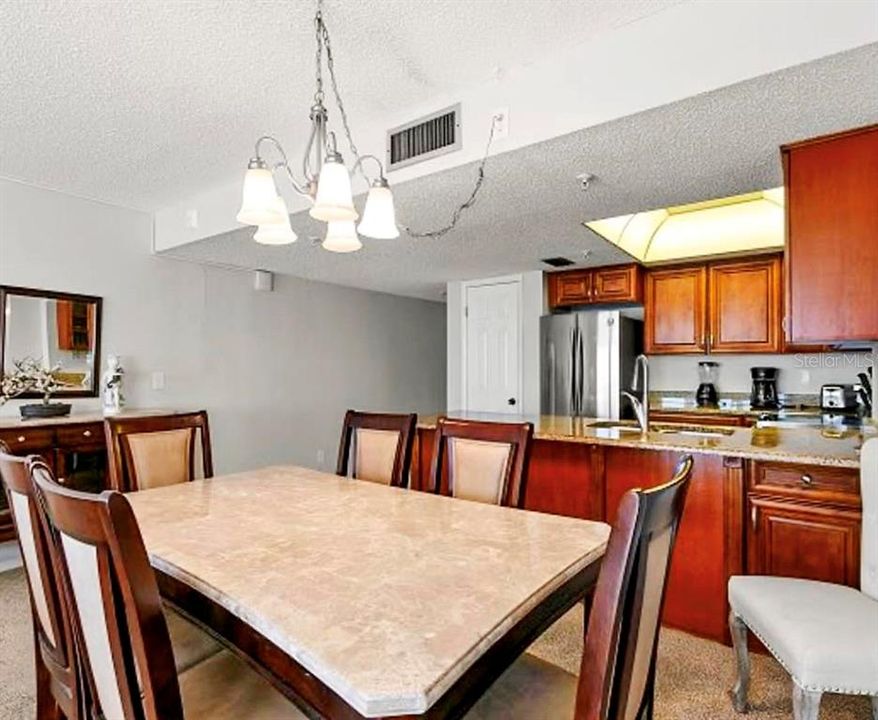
(821, 384, 859, 412)
(750, 367, 779, 409)
(696, 361, 720, 407)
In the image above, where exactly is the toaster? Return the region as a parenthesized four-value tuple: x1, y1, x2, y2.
(821, 384, 859, 411)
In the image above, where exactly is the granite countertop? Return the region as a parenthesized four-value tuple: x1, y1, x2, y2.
(419, 412, 875, 469)
(128, 466, 610, 717)
(0, 408, 185, 429)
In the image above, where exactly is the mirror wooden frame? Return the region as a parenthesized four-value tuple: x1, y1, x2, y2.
(0, 285, 103, 399)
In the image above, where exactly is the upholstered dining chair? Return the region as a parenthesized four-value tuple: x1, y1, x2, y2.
(466, 454, 694, 719)
(429, 417, 534, 508)
(104, 411, 213, 492)
(29, 458, 307, 720)
(728, 438, 878, 720)
(336, 410, 417, 487)
(0, 443, 82, 720)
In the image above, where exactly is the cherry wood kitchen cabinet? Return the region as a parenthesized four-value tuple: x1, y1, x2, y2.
(783, 124, 878, 343)
(603, 447, 744, 643)
(646, 255, 784, 355)
(644, 265, 708, 354)
(708, 255, 782, 353)
(547, 264, 643, 309)
(747, 461, 861, 587)
(522, 440, 604, 520)
(648, 411, 752, 428)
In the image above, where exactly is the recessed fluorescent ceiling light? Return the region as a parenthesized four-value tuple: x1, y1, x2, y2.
(584, 187, 785, 264)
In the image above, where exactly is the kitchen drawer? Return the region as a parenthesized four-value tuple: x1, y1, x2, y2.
(56, 423, 104, 451)
(0, 427, 56, 454)
(750, 462, 859, 505)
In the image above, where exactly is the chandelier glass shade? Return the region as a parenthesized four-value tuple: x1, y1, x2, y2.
(254, 197, 297, 245)
(322, 220, 362, 253)
(309, 153, 358, 222)
(357, 180, 399, 239)
(236, 163, 285, 226)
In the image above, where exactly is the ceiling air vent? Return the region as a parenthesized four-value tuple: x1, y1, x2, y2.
(541, 257, 576, 268)
(386, 104, 461, 171)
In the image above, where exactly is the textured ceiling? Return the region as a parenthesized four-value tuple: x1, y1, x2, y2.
(166, 45, 878, 301)
(0, 0, 682, 210)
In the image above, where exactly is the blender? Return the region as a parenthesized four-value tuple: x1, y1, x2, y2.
(696, 361, 720, 407)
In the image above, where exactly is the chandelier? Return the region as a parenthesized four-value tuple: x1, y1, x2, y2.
(235, 0, 398, 252)
(236, 0, 499, 253)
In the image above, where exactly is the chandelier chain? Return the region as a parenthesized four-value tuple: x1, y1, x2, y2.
(403, 115, 498, 240)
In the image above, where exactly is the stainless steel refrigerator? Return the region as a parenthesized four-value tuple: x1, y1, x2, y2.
(540, 310, 643, 418)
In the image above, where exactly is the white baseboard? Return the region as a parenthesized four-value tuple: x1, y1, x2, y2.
(0, 541, 22, 573)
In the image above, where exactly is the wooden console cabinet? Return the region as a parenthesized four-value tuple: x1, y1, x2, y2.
(0, 419, 109, 542)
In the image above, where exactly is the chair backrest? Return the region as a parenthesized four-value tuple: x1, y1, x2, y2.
(575, 455, 694, 720)
(105, 411, 213, 492)
(336, 411, 417, 488)
(30, 459, 184, 720)
(861, 437, 877, 600)
(0, 444, 80, 717)
(428, 418, 533, 508)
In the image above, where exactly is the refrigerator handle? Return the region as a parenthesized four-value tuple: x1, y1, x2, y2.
(578, 325, 585, 415)
(570, 326, 578, 415)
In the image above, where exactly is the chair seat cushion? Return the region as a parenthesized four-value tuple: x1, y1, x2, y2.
(163, 605, 222, 673)
(465, 653, 578, 719)
(179, 650, 307, 719)
(729, 575, 878, 694)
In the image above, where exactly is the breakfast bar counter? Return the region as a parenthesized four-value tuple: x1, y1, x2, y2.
(417, 412, 872, 469)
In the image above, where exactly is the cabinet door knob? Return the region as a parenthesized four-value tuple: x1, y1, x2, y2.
(83, 430, 92, 437)
(17, 435, 25, 443)
(800, 473, 813, 486)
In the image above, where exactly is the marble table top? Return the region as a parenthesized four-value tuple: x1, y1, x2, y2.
(127, 466, 610, 717)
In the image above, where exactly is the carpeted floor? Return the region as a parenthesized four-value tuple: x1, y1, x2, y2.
(1, 567, 871, 719)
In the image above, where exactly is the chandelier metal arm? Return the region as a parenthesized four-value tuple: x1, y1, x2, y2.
(351, 154, 387, 186)
(254, 135, 312, 198)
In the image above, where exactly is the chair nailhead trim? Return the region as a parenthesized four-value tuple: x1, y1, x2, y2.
(734, 610, 878, 696)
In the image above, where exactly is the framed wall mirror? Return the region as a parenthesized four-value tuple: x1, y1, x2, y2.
(0, 285, 103, 398)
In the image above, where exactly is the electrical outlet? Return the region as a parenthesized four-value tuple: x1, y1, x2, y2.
(316, 449, 326, 467)
(492, 107, 509, 139)
(151, 371, 165, 391)
(800, 370, 811, 386)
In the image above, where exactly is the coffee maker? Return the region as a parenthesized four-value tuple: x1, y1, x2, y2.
(750, 367, 779, 409)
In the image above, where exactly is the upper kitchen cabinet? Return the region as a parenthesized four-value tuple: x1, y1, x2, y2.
(646, 255, 783, 354)
(783, 125, 878, 343)
(547, 264, 642, 309)
(709, 255, 782, 353)
(644, 265, 707, 354)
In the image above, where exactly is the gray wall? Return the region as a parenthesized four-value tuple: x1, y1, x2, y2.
(0, 178, 446, 473)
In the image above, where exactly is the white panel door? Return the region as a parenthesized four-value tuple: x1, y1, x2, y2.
(464, 280, 521, 413)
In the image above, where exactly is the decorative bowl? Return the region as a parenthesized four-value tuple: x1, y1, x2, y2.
(20, 403, 72, 419)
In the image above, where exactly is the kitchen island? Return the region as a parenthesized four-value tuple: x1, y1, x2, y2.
(412, 412, 874, 644)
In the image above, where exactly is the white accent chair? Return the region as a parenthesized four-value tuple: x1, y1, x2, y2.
(728, 438, 878, 720)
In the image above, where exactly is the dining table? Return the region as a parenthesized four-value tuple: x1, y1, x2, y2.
(125, 465, 611, 719)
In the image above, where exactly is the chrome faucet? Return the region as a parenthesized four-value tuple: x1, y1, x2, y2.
(622, 354, 650, 432)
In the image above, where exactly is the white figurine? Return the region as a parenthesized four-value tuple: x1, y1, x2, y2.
(102, 354, 125, 415)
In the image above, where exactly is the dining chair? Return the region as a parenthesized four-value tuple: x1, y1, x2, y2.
(336, 410, 417, 487)
(429, 417, 534, 508)
(29, 458, 307, 720)
(104, 411, 213, 492)
(728, 437, 878, 720)
(466, 454, 694, 720)
(0, 443, 82, 720)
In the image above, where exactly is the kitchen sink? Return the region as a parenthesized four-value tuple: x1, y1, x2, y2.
(587, 420, 735, 438)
